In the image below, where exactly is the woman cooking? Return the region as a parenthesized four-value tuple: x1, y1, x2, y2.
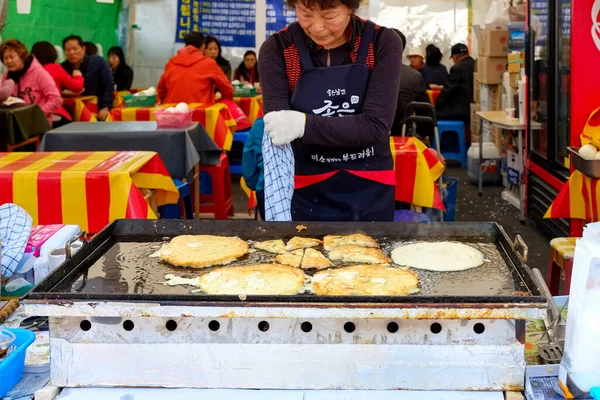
(259, 0, 402, 222)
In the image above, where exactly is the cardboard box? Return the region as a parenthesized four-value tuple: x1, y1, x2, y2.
(507, 52, 525, 73)
(507, 150, 523, 185)
(480, 84, 501, 111)
(470, 103, 481, 135)
(478, 57, 507, 84)
(478, 29, 509, 57)
(492, 126, 503, 152)
(473, 72, 480, 103)
(471, 121, 492, 143)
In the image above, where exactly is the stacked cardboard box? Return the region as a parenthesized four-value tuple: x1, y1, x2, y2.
(477, 29, 508, 85)
(473, 72, 480, 103)
(470, 103, 481, 138)
(480, 84, 502, 112)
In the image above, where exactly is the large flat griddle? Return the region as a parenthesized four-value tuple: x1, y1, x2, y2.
(26, 220, 544, 305)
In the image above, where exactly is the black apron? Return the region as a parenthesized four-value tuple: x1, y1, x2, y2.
(287, 21, 395, 222)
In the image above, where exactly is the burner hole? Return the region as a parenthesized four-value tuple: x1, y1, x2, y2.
(387, 322, 399, 333)
(123, 320, 134, 331)
(258, 321, 270, 332)
(301, 322, 312, 332)
(430, 322, 442, 334)
(208, 320, 220, 332)
(344, 322, 356, 333)
(166, 320, 178, 332)
(473, 323, 485, 334)
(80, 320, 91, 331)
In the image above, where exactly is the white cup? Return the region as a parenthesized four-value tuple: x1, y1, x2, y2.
(505, 108, 516, 119)
(48, 248, 66, 271)
(70, 241, 82, 255)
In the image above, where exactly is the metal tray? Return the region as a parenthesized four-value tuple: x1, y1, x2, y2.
(25, 220, 545, 306)
(568, 146, 600, 178)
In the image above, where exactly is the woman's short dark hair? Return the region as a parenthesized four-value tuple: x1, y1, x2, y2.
(0, 39, 29, 64)
(31, 41, 58, 65)
(84, 42, 98, 56)
(287, 0, 362, 11)
(62, 35, 84, 49)
(425, 45, 443, 66)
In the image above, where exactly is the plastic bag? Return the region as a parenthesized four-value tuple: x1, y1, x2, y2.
(485, 0, 510, 28)
(221, 99, 251, 131)
(555, 222, 600, 398)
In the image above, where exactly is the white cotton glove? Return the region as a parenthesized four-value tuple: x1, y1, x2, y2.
(264, 110, 306, 146)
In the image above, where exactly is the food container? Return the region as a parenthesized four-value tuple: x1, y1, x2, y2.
(153, 109, 193, 128)
(233, 83, 257, 97)
(124, 93, 157, 107)
(568, 147, 600, 178)
(0, 329, 35, 398)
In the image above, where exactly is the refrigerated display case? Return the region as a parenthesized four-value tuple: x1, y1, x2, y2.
(526, 0, 571, 237)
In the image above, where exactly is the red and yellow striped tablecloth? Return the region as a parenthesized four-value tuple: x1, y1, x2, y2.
(232, 95, 264, 126)
(110, 103, 237, 151)
(62, 96, 99, 122)
(0, 151, 179, 233)
(241, 136, 445, 214)
(545, 170, 600, 222)
(390, 136, 445, 209)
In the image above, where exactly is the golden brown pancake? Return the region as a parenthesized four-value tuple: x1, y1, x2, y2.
(286, 237, 322, 251)
(199, 264, 306, 295)
(328, 245, 391, 264)
(301, 248, 332, 270)
(276, 249, 304, 268)
(159, 235, 248, 268)
(254, 240, 287, 254)
(312, 265, 419, 296)
(323, 234, 378, 251)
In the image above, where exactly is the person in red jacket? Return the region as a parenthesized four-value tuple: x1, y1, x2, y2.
(31, 41, 84, 126)
(157, 32, 233, 105)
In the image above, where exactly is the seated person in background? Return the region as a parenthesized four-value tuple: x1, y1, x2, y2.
(420, 44, 449, 89)
(435, 43, 474, 125)
(0, 39, 61, 126)
(84, 42, 98, 56)
(407, 47, 425, 71)
(61, 35, 114, 121)
(0, 79, 15, 102)
(108, 46, 134, 91)
(31, 41, 84, 126)
(204, 36, 232, 81)
(242, 117, 266, 220)
(157, 32, 233, 105)
(234, 50, 259, 86)
(391, 30, 430, 138)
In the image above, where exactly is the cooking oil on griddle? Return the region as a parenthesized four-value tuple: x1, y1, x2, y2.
(66, 239, 518, 297)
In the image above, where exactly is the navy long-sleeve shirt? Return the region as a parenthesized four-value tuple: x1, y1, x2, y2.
(62, 54, 114, 110)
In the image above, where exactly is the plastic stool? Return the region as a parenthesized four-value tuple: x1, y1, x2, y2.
(159, 179, 193, 219)
(199, 154, 235, 220)
(438, 120, 467, 168)
(229, 129, 250, 175)
(547, 237, 577, 295)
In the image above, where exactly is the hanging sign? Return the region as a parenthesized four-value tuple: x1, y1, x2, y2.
(266, 0, 297, 38)
(176, 0, 256, 47)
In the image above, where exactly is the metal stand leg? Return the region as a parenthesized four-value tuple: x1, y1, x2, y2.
(518, 129, 525, 223)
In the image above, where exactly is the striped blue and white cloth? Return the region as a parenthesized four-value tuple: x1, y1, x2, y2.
(0, 203, 33, 278)
(262, 127, 294, 222)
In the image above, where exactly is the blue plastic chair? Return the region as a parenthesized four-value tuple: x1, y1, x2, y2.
(229, 129, 250, 175)
(159, 179, 193, 219)
(437, 120, 467, 168)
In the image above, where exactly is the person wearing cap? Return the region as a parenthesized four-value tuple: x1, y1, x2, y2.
(407, 47, 425, 70)
(435, 43, 474, 124)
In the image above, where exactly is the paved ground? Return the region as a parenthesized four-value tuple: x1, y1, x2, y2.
(230, 166, 551, 278)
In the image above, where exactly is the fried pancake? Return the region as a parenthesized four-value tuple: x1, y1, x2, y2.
(391, 242, 485, 271)
(328, 245, 391, 264)
(199, 264, 306, 295)
(323, 234, 378, 251)
(312, 265, 419, 296)
(301, 248, 332, 270)
(254, 240, 287, 254)
(159, 235, 248, 268)
(276, 249, 304, 268)
(286, 236, 322, 251)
